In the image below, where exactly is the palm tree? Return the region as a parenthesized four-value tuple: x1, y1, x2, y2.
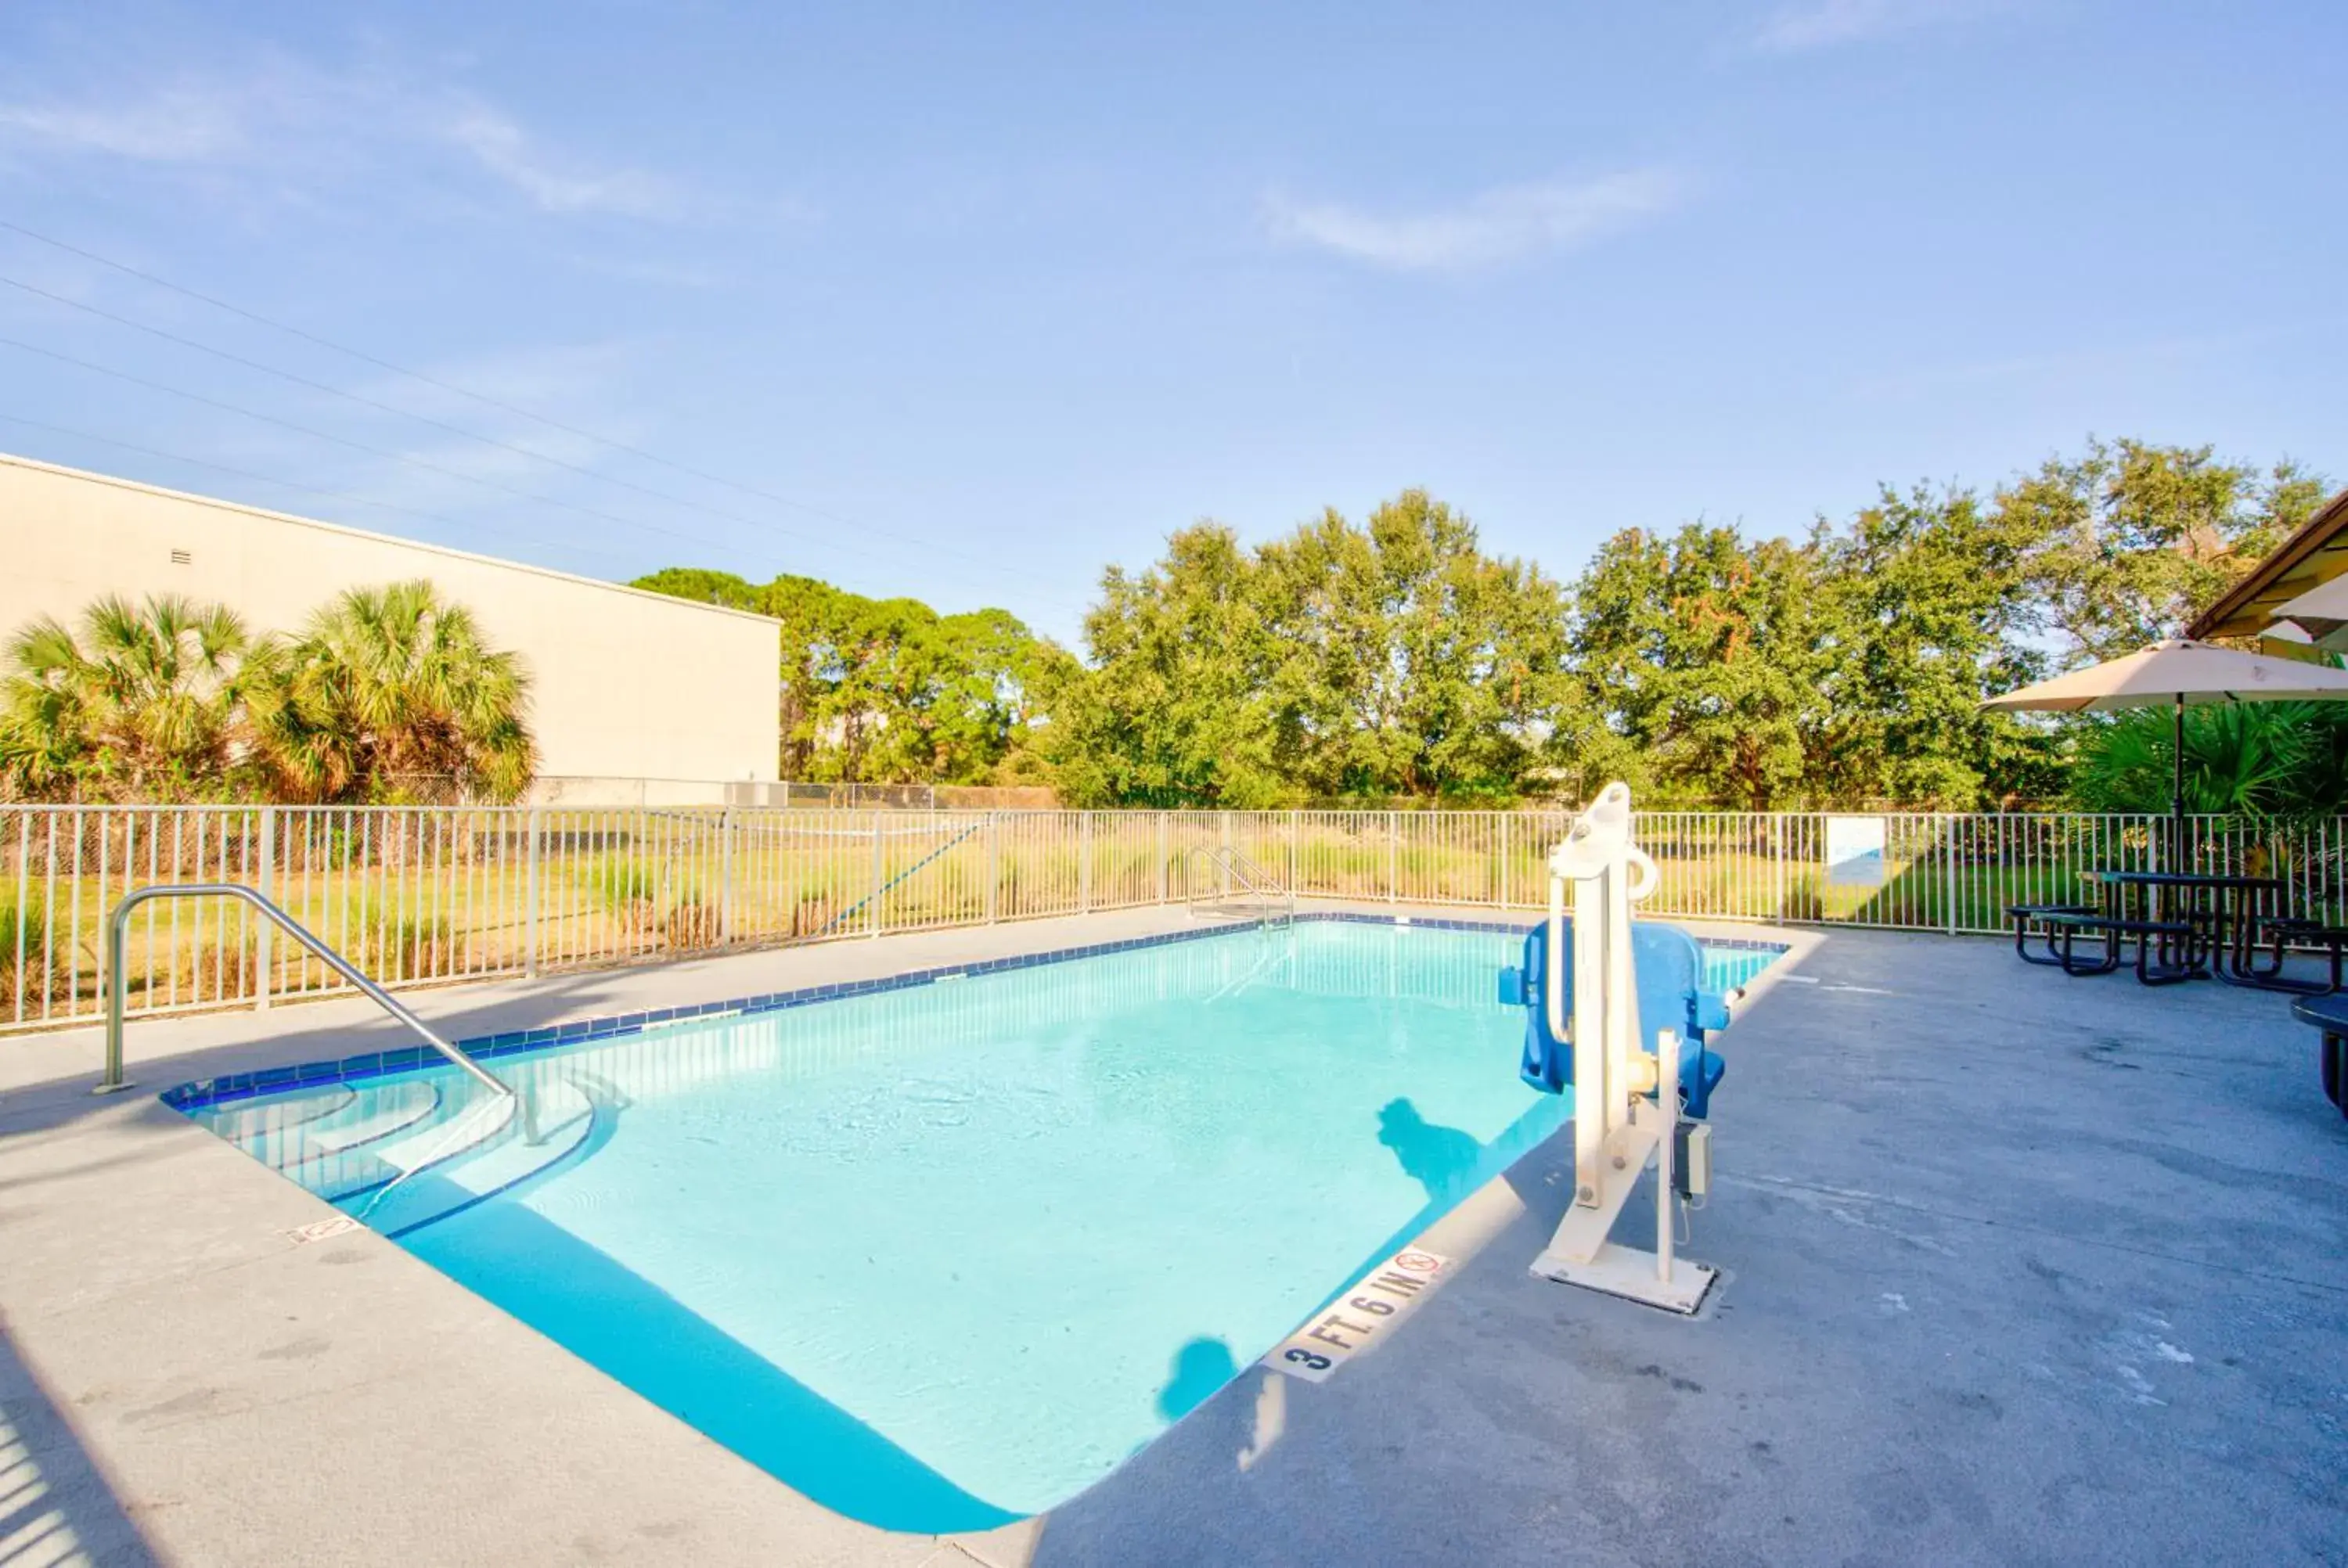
(245, 581, 536, 803)
(2071, 701, 2348, 824)
(0, 595, 253, 800)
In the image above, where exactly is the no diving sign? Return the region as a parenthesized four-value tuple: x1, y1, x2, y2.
(1261, 1247, 1453, 1383)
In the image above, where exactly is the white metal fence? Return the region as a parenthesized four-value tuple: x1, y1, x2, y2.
(3, 804, 2342, 1033)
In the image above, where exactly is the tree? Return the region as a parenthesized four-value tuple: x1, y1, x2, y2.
(1562, 438, 2325, 811)
(1804, 485, 2056, 807)
(2001, 437, 2326, 663)
(1568, 523, 1815, 809)
(1046, 523, 1292, 806)
(244, 581, 536, 803)
(0, 594, 254, 800)
(628, 566, 766, 613)
(1047, 491, 1574, 806)
(1260, 491, 1573, 800)
(634, 569, 1054, 785)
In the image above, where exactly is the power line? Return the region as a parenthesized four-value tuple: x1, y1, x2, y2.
(0, 268, 1064, 601)
(0, 218, 1086, 602)
(0, 332, 1067, 596)
(0, 412, 636, 566)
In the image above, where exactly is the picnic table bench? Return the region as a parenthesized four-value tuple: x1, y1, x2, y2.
(2238, 918, 2348, 995)
(2008, 902, 2203, 985)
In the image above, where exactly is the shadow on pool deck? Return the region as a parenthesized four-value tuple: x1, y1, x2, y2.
(1022, 928, 2348, 1568)
(0, 1317, 160, 1566)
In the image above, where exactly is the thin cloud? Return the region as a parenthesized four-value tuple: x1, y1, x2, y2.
(0, 83, 248, 161)
(1263, 170, 1687, 273)
(1752, 0, 2014, 53)
(443, 106, 678, 220)
(0, 61, 690, 223)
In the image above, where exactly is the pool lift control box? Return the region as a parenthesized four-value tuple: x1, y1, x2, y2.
(1496, 782, 1732, 1314)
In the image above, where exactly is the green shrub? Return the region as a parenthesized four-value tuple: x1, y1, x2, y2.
(595, 860, 666, 933)
(0, 901, 53, 1010)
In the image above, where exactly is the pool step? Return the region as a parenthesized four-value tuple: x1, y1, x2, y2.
(202, 1085, 355, 1147)
(203, 1081, 456, 1203)
(353, 1079, 597, 1238)
(299, 1082, 453, 1198)
(304, 1081, 445, 1155)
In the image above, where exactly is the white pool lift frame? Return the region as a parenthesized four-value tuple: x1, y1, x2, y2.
(1529, 782, 1718, 1314)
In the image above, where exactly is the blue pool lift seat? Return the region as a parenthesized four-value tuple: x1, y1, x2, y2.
(1496, 919, 1731, 1118)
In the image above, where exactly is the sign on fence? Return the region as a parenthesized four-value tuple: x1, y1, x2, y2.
(1824, 815, 1888, 889)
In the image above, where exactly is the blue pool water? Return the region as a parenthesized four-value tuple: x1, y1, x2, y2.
(183, 919, 1777, 1532)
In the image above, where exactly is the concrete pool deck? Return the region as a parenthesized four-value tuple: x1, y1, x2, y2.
(2, 906, 2343, 1565)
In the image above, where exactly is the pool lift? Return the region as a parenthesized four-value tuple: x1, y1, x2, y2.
(1499, 782, 1732, 1314)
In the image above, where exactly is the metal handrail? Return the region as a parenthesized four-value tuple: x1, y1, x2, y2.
(1185, 845, 1295, 922)
(96, 883, 515, 1099)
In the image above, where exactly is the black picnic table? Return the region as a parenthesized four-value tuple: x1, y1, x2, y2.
(2094, 870, 2348, 994)
(2088, 870, 2315, 989)
(2010, 870, 2294, 987)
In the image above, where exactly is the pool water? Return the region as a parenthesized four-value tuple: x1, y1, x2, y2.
(185, 919, 1776, 1532)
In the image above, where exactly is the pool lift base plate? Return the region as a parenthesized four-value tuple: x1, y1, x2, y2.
(1529, 1106, 1716, 1315)
(1531, 1243, 1716, 1315)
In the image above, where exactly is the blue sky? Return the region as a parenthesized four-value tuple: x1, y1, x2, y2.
(1, 1, 2341, 644)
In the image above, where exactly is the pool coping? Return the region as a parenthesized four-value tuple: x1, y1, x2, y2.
(159, 912, 1789, 1113)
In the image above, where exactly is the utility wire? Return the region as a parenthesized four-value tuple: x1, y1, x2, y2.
(0, 412, 635, 566)
(0, 333, 815, 562)
(0, 332, 1093, 607)
(0, 268, 1063, 601)
(0, 218, 1084, 601)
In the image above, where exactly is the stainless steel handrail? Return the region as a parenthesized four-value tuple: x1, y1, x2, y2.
(97, 883, 515, 1099)
(1185, 845, 1295, 922)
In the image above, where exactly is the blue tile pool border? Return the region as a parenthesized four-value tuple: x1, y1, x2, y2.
(160, 912, 1788, 1113)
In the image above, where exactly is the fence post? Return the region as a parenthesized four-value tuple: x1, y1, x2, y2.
(1943, 814, 1959, 935)
(1158, 814, 1170, 905)
(1500, 812, 1511, 909)
(524, 807, 542, 977)
(1288, 809, 1300, 894)
(870, 808, 884, 937)
(254, 806, 276, 1011)
(986, 812, 999, 924)
(1388, 811, 1399, 904)
(1079, 811, 1093, 914)
(1772, 815, 1786, 921)
(719, 806, 736, 947)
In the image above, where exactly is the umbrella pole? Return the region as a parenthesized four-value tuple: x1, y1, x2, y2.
(2172, 694, 2186, 876)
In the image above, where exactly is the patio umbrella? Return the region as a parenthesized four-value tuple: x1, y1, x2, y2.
(1980, 638, 2348, 863)
(2264, 574, 2348, 652)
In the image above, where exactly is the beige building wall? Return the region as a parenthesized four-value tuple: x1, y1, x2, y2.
(0, 454, 780, 793)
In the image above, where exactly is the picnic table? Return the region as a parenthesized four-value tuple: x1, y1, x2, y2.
(2110, 872, 2348, 995)
(2008, 870, 2295, 988)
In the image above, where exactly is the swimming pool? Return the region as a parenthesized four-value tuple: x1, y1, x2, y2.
(173, 915, 1779, 1532)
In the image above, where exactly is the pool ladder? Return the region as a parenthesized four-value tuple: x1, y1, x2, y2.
(96, 883, 516, 1100)
(1185, 845, 1295, 926)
